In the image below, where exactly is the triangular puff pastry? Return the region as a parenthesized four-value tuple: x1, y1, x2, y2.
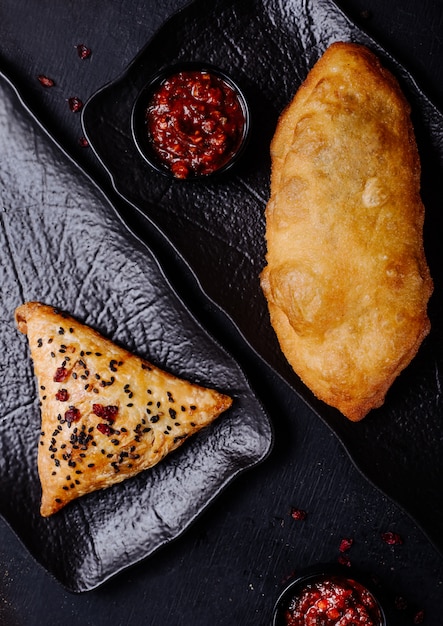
(261, 42, 433, 421)
(15, 302, 232, 516)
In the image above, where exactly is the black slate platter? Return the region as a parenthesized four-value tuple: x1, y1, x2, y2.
(82, 0, 443, 552)
(0, 71, 272, 592)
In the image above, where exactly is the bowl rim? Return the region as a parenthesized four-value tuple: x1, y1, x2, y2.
(271, 564, 387, 626)
(130, 61, 251, 181)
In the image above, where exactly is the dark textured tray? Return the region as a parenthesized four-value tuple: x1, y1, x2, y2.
(0, 70, 272, 592)
(82, 0, 443, 552)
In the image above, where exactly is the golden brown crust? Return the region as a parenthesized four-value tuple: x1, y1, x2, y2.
(261, 42, 433, 421)
(15, 302, 232, 515)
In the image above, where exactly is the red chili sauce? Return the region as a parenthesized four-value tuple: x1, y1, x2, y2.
(145, 70, 246, 179)
(284, 577, 382, 626)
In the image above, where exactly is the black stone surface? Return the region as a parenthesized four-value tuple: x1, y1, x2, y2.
(0, 1, 443, 624)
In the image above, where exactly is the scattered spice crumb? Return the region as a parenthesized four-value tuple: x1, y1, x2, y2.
(414, 609, 425, 624)
(75, 43, 91, 59)
(290, 507, 307, 521)
(339, 537, 353, 552)
(381, 531, 403, 545)
(68, 97, 83, 112)
(79, 136, 89, 148)
(37, 75, 55, 87)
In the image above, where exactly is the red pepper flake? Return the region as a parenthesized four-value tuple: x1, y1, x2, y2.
(337, 554, 351, 567)
(381, 531, 403, 545)
(55, 388, 69, 402)
(65, 407, 80, 425)
(68, 97, 83, 112)
(290, 507, 307, 521)
(79, 136, 89, 148)
(97, 423, 113, 436)
(414, 609, 425, 624)
(339, 537, 353, 552)
(93, 404, 118, 422)
(75, 43, 91, 59)
(54, 367, 68, 382)
(37, 75, 55, 87)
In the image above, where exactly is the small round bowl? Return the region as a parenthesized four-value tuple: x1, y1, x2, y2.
(131, 63, 250, 181)
(272, 566, 386, 626)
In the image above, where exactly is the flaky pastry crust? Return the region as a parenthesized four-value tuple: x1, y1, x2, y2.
(15, 302, 232, 515)
(261, 42, 433, 421)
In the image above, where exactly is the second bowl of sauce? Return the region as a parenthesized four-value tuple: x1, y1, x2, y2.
(272, 569, 386, 626)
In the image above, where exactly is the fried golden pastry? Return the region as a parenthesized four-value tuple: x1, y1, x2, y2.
(15, 302, 232, 516)
(261, 42, 433, 421)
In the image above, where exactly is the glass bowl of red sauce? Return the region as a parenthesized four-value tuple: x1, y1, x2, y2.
(131, 63, 250, 180)
(272, 568, 386, 626)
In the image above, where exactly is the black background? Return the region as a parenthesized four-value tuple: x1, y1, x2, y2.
(1, 1, 443, 625)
